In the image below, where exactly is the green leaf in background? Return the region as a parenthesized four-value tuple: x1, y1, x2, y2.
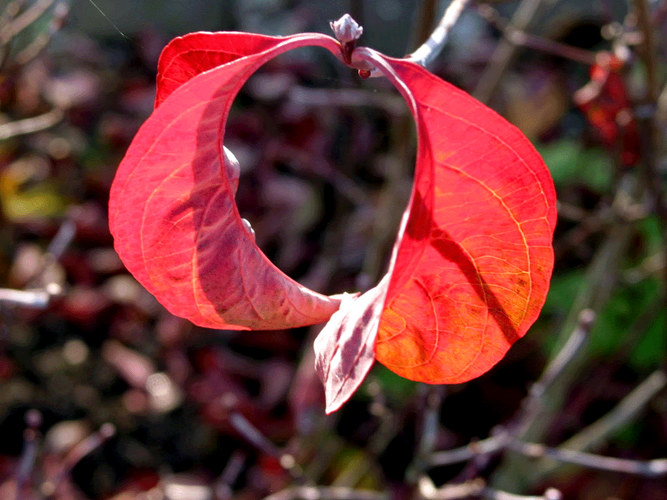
(590, 277, 661, 359)
(630, 307, 666, 369)
(538, 138, 614, 192)
(372, 365, 417, 403)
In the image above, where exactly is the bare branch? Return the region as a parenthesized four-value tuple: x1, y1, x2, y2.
(0, 0, 55, 45)
(227, 408, 308, 483)
(417, 476, 561, 500)
(475, 4, 597, 65)
(41, 423, 116, 497)
(0, 108, 64, 140)
(16, 409, 42, 500)
(428, 434, 507, 467)
(473, 0, 547, 103)
(511, 309, 596, 436)
(560, 370, 667, 453)
(0, 218, 76, 308)
(263, 486, 388, 500)
(406, 0, 472, 68)
(509, 440, 667, 477)
(0, 284, 61, 308)
(14, 0, 69, 65)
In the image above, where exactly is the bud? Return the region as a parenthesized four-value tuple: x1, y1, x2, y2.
(330, 14, 363, 44)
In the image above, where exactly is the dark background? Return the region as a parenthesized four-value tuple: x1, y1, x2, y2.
(0, 0, 665, 498)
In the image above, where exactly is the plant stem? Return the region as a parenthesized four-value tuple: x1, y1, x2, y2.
(264, 486, 388, 500)
(0, 108, 64, 140)
(406, 0, 472, 68)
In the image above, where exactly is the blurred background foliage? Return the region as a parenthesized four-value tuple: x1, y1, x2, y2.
(0, 0, 665, 499)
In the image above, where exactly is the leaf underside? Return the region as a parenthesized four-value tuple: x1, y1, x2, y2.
(109, 33, 344, 330)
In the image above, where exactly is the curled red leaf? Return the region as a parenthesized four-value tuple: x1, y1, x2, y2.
(349, 48, 556, 384)
(109, 29, 556, 412)
(109, 33, 345, 330)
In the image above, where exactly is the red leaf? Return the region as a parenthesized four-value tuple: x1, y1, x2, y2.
(350, 48, 556, 384)
(110, 30, 556, 412)
(109, 33, 345, 330)
(573, 52, 639, 166)
(314, 275, 389, 414)
(154, 32, 291, 108)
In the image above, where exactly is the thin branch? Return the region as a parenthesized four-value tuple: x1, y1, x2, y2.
(16, 410, 42, 500)
(631, 0, 667, 289)
(263, 486, 388, 500)
(511, 309, 596, 436)
(0, 108, 64, 140)
(473, 0, 547, 103)
(406, 0, 472, 68)
(14, 0, 69, 65)
(559, 370, 667, 453)
(428, 429, 667, 478)
(428, 434, 507, 467)
(427, 319, 667, 483)
(631, 0, 660, 103)
(475, 4, 597, 66)
(509, 441, 667, 477)
(0, 285, 61, 308)
(0, 0, 55, 45)
(407, 385, 446, 483)
(215, 450, 246, 500)
(0, 218, 76, 308)
(229, 410, 283, 458)
(228, 409, 308, 483)
(417, 477, 562, 500)
(42, 423, 116, 497)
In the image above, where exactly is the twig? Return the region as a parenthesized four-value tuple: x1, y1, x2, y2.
(45, 218, 77, 261)
(263, 486, 388, 500)
(428, 434, 507, 467)
(475, 4, 597, 66)
(0, 108, 64, 140)
(427, 315, 667, 484)
(631, 0, 660, 103)
(428, 430, 667, 478)
(14, 0, 69, 65)
(631, 0, 667, 289)
(417, 476, 562, 500)
(0, 0, 55, 45)
(228, 409, 308, 483)
(511, 309, 596, 436)
(406, 0, 472, 68)
(215, 450, 246, 500)
(0, 218, 76, 308)
(407, 385, 446, 483)
(473, 0, 547, 103)
(16, 410, 42, 500)
(0, 285, 61, 308)
(229, 410, 283, 458)
(418, 477, 486, 499)
(42, 423, 116, 497)
(508, 440, 667, 477)
(559, 370, 667, 453)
